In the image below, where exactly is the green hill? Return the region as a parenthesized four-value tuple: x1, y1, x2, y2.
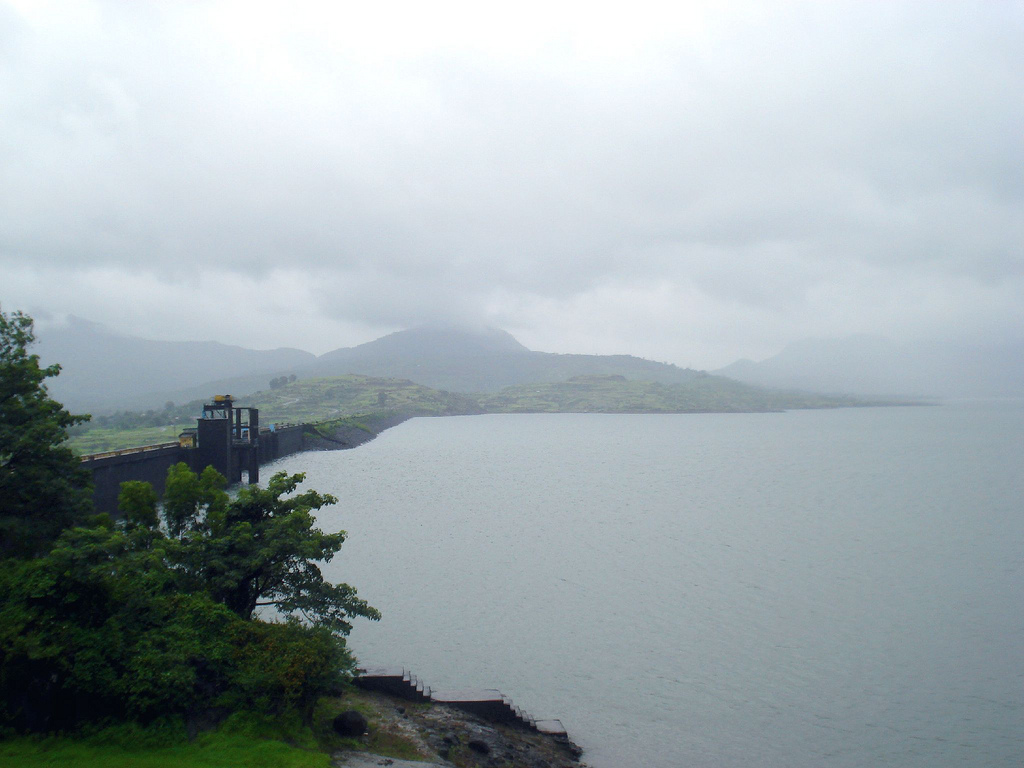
(44, 321, 714, 414)
(243, 375, 483, 424)
(69, 373, 900, 454)
(478, 374, 870, 413)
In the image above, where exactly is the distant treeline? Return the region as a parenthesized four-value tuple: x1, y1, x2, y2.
(67, 400, 200, 435)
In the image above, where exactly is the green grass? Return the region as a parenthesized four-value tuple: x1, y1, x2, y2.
(0, 726, 331, 768)
(69, 425, 183, 455)
(0, 690, 436, 768)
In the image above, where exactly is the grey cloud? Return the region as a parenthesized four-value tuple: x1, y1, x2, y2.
(1, 0, 1021, 365)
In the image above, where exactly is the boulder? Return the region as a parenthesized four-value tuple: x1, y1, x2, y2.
(333, 709, 369, 737)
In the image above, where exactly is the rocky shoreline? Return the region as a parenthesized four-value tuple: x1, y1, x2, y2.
(302, 412, 416, 451)
(330, 688, 587, 768)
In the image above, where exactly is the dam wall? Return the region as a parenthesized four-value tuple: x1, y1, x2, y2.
(83, 443, 187, 515)
(82, 423, 310, 515)
(258, 424, 306, 463)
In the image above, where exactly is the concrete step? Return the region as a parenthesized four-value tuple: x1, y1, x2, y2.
(358, 665, 405, 679)
(356, 667, 426, 702)
(535, 720, 568, 737)
(358, 669, 564, 735)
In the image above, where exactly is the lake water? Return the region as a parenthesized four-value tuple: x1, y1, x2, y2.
(268, 403, 1024, 767)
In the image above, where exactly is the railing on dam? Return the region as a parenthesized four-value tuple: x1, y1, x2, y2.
(79, 441, 181, 463)
(78, 423, 308, 465)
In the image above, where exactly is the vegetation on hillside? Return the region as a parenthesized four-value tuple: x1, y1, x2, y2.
(244, 375, 483, 424)
(65, 375, 484, 453)
(479, 373, 870, 413)
(67, 425, 184, 455)
(67, 368, 888, 454)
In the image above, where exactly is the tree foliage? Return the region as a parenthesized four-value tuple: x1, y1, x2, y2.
(0, 463, 378, 731)
(128, 463, 380, 634)
(269, 375, 294, 390)
(0, 308, 92, 557)
(0, 522, 352, 730)
(0, 314, 379, 733)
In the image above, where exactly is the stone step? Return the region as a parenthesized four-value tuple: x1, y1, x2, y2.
(358, 668, 564, 735)
(431, 688, 506, 704)
(356, 667, 426, 702)
(358, 665, 405, 679)
(535, 719, 568, 737)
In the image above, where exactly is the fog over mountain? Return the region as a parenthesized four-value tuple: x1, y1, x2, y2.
(35, 316, 1023, 414)
(312, 324, 704, 393)
(35, 316, 315, 412)
(716, 335, 1024, 399)
(36, 318, 707, 413)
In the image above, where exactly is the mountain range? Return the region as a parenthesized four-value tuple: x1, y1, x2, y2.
(37, 318, 704, 413)
(37, 317, 1019, 415)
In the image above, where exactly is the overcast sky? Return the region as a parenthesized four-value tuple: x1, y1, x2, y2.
(2, 0, 1021, 369)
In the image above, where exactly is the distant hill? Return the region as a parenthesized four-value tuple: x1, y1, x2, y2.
(242, 372, 875, 423)
(68, 372, 894, 453)
(313, 323, 704, 393)
(39, 320, 708, 412)
(716, 335, 1024, 398)
(478, 374, 875, 414)
(41, 318, 978, 417)
(35, 316, 315, 413)
(241, 374, 484, 424)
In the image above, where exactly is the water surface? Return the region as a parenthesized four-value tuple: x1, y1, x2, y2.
(269, 403, 1024, 767)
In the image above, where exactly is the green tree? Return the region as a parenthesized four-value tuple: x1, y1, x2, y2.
(118, 463, 380, 635)
(201, 471, 379, 634)
(162, 462, 228, 538)
(117, 480, 159, 529)
(0, 323, 374, 734)
(0, 521, 352, 730)
(0, 309, 92, 557)
(0, 461, 376, 731)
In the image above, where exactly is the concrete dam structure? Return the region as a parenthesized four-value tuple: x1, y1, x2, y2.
(81, 395, 307, 514)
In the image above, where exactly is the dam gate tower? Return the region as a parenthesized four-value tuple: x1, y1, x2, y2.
(195, 395, 260, 484)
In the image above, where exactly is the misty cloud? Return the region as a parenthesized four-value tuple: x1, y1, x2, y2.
(1, 0, 1021, 367)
